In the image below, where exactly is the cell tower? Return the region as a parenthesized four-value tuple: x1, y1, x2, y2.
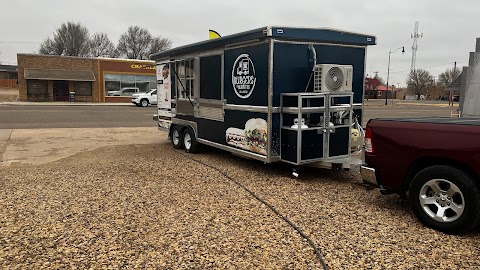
(410, 21, 423, 72)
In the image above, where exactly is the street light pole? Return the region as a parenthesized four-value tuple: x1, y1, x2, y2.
(385, 53, 391, 105)
(385, 46, 405, 105)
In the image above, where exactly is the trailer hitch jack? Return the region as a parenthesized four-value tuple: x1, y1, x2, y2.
(292, 167, 300, 178)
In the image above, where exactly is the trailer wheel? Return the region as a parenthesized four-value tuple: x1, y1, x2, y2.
(171, 126, 183, 149)
(183, 128, 198, 153)
(408, 165, 480, 234)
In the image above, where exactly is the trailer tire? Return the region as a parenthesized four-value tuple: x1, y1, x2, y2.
(408, 165, 480, 234)
(183, 128, 198, 153)
(171, 126, 184, 149)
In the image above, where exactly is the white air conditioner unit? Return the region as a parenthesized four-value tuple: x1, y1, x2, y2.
(313, 64, 353, 92)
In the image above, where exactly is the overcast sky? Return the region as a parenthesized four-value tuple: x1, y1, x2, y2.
(1, 0, 479, 87)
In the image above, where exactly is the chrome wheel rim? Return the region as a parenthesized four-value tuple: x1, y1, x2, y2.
(172, 130, 180, 145)
(184, 133, 191, 150)
(142, 100, 148, 107)
(419, 179, 464, 223)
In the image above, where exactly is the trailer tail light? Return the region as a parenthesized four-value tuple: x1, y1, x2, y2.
(365, 127, 374, 154)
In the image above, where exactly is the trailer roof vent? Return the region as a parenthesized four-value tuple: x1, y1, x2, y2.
(314, 64, 353, 92)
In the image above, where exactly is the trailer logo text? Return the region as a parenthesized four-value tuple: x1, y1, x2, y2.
(232, 54, 256, 99)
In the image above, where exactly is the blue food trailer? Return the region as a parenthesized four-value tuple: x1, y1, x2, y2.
(151, 26, 376, 170)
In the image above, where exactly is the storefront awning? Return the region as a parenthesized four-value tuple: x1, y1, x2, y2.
(24, 69, 96, 81)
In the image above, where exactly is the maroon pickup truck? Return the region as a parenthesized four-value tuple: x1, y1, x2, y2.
(361, 117, 480, 234)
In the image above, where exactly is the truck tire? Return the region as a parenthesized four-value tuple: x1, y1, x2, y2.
(183, 128, 198, 153)
(408, 165, 480, 234)
(171, 126, 184, 149)
(140, 99, 149, 107)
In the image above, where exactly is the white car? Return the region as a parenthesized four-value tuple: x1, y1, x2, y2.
(107, 87, 140, 96)
(131, 89, 157, 107)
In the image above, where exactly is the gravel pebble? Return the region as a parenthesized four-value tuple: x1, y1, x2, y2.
(1, 141, 479, 269)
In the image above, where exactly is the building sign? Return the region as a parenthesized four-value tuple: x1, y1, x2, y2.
(130, 64, 156, 70)
(232, 54, 256, 99)
(99, 59, 156, 75)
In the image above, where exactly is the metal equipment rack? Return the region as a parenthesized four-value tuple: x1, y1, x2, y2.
(280, 92, 353, 165)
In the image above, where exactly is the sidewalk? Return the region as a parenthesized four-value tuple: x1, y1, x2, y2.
(0, 101, 132, 106)
(364, 99, 459, 107)
(0, 127, 164, 166)
(395, 102, 458, 107)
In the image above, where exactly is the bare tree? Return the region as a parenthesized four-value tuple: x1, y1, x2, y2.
(38, 22, 90, 56)
(147, 36, 172, 57)
(89, 33, 117, 57)
(38, 38, 64, 55)
(438, 67, 461, 87)
(406, 69, 433, 99)
(117, 26, 153, 59)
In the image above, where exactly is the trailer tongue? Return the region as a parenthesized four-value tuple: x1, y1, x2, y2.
(151, 26, 376, 172)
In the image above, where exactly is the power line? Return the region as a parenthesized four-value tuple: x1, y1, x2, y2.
(376, 62, 465, 76)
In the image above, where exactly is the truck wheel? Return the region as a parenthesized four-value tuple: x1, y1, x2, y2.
(408, 165, 480, 234)
(171, 126, 183, 149)
(183, 128, 198, 153)
(140, 99, 149, 107)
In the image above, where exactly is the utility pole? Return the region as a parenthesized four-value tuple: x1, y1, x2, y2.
(449, 61, 457, 106)
(410, 21, 423, 73)
(431, 76, 436, 100)
(385, 47, 405, 105)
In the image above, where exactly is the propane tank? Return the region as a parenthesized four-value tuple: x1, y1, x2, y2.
(291, 118, 309, 129)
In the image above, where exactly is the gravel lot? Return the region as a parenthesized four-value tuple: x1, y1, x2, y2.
(1, 141, 479, 269)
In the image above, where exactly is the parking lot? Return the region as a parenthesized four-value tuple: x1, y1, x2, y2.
(0, 100, 477, 269)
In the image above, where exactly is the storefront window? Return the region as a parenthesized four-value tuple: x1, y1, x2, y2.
(73, 81, 92, 96)
(27, 80, 48, 96)
(150, 77, 157, 90)
(105, 81, 120, 92)
(104, 73, 156, 96)
(121, 82, 136, 89)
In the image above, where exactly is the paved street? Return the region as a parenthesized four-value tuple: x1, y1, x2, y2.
(362, 100, 460, 126)
(0, 105, 157, 129)
(0, 100, 460, 129)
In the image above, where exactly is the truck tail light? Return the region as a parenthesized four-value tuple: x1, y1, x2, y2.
(365, 127, 374, 154)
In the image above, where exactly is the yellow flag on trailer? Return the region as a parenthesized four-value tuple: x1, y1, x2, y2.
(209, 30, 221, 40)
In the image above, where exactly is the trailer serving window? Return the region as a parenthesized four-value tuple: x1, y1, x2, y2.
(200, 55, 222, 100)
(174, 59, 195, 100)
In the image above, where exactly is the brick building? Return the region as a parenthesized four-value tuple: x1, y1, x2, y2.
(17, 54, 156, 102)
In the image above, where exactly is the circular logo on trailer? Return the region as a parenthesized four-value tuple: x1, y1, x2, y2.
(232, 54, 256, 99)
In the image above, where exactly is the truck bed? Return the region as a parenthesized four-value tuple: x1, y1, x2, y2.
(371, 117, 480, 126)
